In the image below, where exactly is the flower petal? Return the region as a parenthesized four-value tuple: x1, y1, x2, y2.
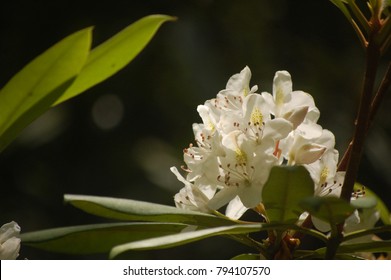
(225, 196, 248, 220)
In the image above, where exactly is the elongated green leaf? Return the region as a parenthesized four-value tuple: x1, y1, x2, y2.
(262, 166, 314, 223)
(337, 240, 391, 254)
(0, 28, 92, 152)
(300, 196, 355, 225)
(54, 14, 176, 105)
(343, 224, 391, 242)
(354, 183, 391, 224)
(109, 224, 262, 259)
(21, 222, 187, 254)
(231, 253, 260, 260)
(64, 194, 235, 227)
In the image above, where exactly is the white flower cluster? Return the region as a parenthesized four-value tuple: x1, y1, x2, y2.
(171, 67, 344, 219)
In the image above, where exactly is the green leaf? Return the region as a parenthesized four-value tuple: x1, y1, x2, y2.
(337, 240, 391, 254)
(231, 253, 260, 260)
(0, 28, 92, 152)
(343, 224, 391, 242)
(354, 183, 391, 224)
(262, 166, 314, 223)
(109, 224, 262, 259)
(21, 222, 187, 255)
(54, 14, 176, 105)
(64, 194, 236, 227)
(300, 196, 355, 225)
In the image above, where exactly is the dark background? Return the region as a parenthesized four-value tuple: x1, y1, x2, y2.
(1, 0, 390, 259)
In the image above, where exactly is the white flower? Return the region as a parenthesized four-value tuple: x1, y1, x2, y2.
(212, 66, 258, 128)
(208, 130, 276, 209)
(262, 70, 320, 123)
(0, 221, 21, 260)
(171, 167, 213, 213)
(219, 66, 258, 100)
(225, 196, 248, 220)
(242, 94, 292, 143)
(302, 128, 345, 198)
(183, 124, 221, 183)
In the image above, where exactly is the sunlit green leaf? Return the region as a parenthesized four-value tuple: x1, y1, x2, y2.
(109, 224, 262, 259)
(54, 14, 176, 105)
(0, 28, 92, 152)
(231, 253, 260, 260)
(64, 194, 235, 227)
(21, 222, 187, 254)
(262, 166, 314, 223)
(300, 196, 355, 225)
(354, 183, 391, 224)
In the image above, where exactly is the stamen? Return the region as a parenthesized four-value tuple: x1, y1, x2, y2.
(273, 140, 282, 159)
(181, 165, 191, 172)
(235, 148, 247, 165)
(250, 108, 263, 126)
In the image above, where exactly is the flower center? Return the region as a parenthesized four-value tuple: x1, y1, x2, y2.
(320, 167, 329, 185)
(250, 108, 263, 126)
(207, 118, 216, 132)
(243, 87, 249, 97)
(235, 148, 247, 165)
(275, 87, 284, 106)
